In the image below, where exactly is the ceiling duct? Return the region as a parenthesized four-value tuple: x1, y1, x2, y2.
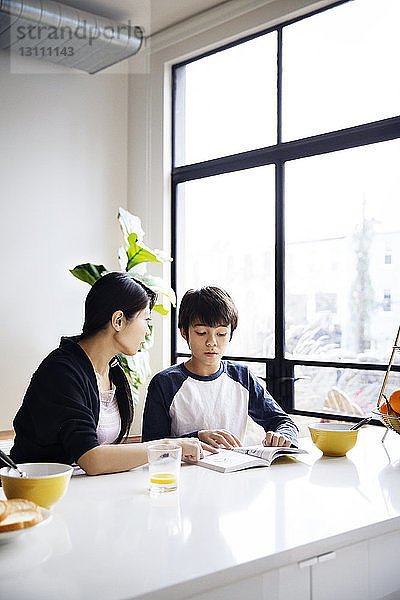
(0, 0, 143, 73)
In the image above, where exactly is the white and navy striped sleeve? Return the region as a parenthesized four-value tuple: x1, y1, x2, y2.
(142, 365, 199, 442)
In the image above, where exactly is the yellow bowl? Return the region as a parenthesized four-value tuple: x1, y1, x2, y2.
(309, 423, 358, 457)
(0, 463, 73, 509)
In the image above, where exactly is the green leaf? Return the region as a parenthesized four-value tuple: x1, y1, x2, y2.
(119, 349, 152, 396)
(153, 304, 169, 316)
(142, 323, 154, 350)
(118, 246, 128, 272)
(136, 273, 176, 306)
(126, 233, 161, 269)
(118, 353, 141, 405)
(152, 248, 173, 264)
(117, 209, 172, 263)
(118, 207, 145, 245)
(128, 263, 147, 277)
(132, 351, 152, 382)
(70, 263, 107, 286)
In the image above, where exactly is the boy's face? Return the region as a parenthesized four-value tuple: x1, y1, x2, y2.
(181, 322, 231, 371)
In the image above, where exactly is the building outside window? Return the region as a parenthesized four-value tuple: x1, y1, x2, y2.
(171, 0, 400, 422)
(383, 291, 392, 312)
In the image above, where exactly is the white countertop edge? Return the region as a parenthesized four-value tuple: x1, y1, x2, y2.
(131, 514, 400, 600)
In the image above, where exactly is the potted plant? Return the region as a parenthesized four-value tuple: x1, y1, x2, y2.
(70, 207, 176, 404)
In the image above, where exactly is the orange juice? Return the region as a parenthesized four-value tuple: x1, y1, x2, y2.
(149, 472, 178, 494)
(150, 473, 177, 485)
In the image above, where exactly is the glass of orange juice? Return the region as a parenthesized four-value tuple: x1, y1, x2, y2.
(147, 444, 182, 495)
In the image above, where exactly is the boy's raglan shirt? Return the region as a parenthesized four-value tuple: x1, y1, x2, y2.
(142, 361, 298, 445)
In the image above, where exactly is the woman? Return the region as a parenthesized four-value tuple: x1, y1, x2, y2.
(10, 272, 202, 475)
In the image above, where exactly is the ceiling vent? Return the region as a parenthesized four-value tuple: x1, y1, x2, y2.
(0, 0, 143, 73)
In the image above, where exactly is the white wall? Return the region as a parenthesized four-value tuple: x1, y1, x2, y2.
(0, 51, 128, 430)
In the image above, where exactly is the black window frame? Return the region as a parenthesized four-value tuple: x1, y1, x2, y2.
(170, 0, 400, 424)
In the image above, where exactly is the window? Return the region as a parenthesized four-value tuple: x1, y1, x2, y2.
(285, 140, 399, 363)
(175, 167, 275, 358)
(172, 0, 400, 422)
(282, 0, 400, 141)
(174, 34, 277, 165)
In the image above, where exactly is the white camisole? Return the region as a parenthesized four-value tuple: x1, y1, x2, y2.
(95, 374, 121, 445)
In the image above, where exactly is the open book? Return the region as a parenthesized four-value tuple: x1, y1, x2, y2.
(196, 445, 308, 473)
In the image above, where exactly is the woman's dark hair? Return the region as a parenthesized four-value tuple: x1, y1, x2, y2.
(178, 286, 238, 342)
(81, 272, 156, 443)
(81, 272, 156, 339)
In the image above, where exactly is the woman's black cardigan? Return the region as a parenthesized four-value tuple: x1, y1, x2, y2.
(10, 337, 106, 465)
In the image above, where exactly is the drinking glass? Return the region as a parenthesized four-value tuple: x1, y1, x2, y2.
(147, 444, 182, 495)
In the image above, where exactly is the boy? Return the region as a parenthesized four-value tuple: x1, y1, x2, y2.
(142, 286, 298, 451)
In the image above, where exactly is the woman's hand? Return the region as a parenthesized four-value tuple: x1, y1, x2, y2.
(262, 431, 291, 447)
(174, 437, 203, 462)
(198, 429, 242, 453)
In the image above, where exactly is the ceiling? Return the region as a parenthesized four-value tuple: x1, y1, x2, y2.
(58, 0, 231, 37)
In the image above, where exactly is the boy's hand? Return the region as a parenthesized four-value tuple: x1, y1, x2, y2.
(198, 429, 242, 452)
(263, 431, 291, 447)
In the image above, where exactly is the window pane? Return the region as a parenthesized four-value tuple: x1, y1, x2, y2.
(285, 139, 400, 363)
(283, 0, 400, 141)
(236, 361, 269, 445)
(176, 166, 275, 357)
(174, 33, 277, 166)
(294, 365, 400, 417)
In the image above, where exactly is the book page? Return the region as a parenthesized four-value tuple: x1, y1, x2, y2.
(234, 445, 306, 462)
(198, 449, 263, 471)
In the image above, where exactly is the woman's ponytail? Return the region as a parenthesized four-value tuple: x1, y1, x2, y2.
(109, 358, 134, 442)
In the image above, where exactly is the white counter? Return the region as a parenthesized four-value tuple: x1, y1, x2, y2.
(2, 426, 400, 600)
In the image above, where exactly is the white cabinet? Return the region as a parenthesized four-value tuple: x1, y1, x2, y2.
(311, 542, 369, 600)
(369, 530, 400, 600)
(187, 568, 279, 600)
(279, 531, 400, 600)
(277, 542, 369, 600)
(187, 531, 400, 600)
(188, 559, 312, 600)
(279, 561, 310, 600)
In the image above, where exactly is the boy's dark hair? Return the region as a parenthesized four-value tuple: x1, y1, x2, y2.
(178, 286, 238, 341)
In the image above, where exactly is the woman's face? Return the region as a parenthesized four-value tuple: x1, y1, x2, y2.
(116, 304, 151, 356)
